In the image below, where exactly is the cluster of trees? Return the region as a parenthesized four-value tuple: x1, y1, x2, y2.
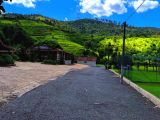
(67, 19, 160, 37)
(98, 37, 160, 67)
(0, 25, 33, 60)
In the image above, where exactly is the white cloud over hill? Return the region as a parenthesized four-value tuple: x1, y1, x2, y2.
(79, 0, 159, 17)
(6, 0, 49, 8)
(130, 0, 159, 13)
(79, 0, 127, 17)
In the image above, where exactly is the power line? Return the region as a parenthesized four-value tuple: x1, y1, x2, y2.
(125, 0, 146, 22)
(120, 0, 146, 84)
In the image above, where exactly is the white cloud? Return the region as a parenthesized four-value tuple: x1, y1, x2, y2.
(79, 0, 127, 17)
(64, 17, 68, 21)
(130, 0, 159, 13)
(79, 0, 159, 17)
(6, 0, 49, 8)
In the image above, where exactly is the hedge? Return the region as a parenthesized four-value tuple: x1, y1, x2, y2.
(0, 54, 15, 66)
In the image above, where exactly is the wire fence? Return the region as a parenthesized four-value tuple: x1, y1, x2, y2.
(122, 64, 160, 83)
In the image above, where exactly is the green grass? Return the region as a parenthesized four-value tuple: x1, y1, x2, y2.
(112, 67, 160, 98)
(17, 20, 85, 56)
(96, 64, 105, 67)
(130, 67, 160, 98)
(114, 66, 160, 83)
(129, 71, 159, 83)
(56, 39, 84, 56)
(137, 83, 160, 98)
(0, 20, 17, 25)
(19, 20, 50, 27)
(127, 66, 160, 83)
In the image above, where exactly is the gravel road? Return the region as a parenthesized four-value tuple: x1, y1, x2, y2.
(0, 62, 87, 99)
(0, 67, 160, 120)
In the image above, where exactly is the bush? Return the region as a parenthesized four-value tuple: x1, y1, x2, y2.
(42, 59, 57, 65)
(12, 54, 19, 61)
(0, 54, 15, 66)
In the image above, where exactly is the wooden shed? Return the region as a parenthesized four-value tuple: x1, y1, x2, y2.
(31, 46, 73, 64)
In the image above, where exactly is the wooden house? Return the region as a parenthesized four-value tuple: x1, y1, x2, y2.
(31, 45, 73, 64)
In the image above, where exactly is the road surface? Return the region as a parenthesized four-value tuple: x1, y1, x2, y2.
(0, 66, 160, 120)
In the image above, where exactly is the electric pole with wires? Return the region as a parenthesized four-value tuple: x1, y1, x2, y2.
(120, 0, 146, 84)
(120, 21, 126, 84)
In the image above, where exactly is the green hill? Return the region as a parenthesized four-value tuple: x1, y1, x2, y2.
(67, 18, 160, 37)
(0, 15, 86, 56)
(0, 13, 160, 63)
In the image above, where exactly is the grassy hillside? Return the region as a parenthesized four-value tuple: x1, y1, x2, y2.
(0, 18, 85, 56)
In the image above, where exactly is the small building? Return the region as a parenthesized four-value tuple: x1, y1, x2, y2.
(31, 45, 73, 64)
(76, 57, 97, 66)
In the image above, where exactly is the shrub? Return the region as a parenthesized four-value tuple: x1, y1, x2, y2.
(42, 59, 57, 65)
(11, 54, 19, 61)
(0, 54, 15, 66)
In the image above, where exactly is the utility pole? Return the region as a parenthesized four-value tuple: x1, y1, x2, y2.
(120, 21, 126, 84)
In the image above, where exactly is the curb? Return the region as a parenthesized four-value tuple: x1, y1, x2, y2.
(109, 69, 160, 108)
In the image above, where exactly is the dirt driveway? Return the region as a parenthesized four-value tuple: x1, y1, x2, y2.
(0, 62, 87, 101)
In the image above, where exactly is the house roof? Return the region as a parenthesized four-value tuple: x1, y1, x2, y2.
(33, 46, 64, 52)
(34, 45, 52, 50)
(32, 45, 72, 55)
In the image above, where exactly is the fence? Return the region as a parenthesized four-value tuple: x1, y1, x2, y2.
(115, 62, 160, 99)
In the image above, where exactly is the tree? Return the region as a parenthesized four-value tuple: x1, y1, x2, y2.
(105, 42, 113, 61)
(0, 0, 12, 14)
(84, 40, 93, 49)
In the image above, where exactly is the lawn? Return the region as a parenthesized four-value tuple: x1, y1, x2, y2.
(96, 64, 105, 67)
(127, 70, 160, 83)
(113, 66, 160, 98)
(123, 66, 160, 83)
(137, 83, 160, 98)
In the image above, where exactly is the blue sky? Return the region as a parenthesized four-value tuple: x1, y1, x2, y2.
(3, 0, 160, 28)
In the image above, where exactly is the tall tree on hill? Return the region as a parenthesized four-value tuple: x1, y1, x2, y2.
(84, 40, 93, 50)
(105, 42, 113, 61)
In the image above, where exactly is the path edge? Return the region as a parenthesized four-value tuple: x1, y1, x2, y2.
(109, 69, 160, 108)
